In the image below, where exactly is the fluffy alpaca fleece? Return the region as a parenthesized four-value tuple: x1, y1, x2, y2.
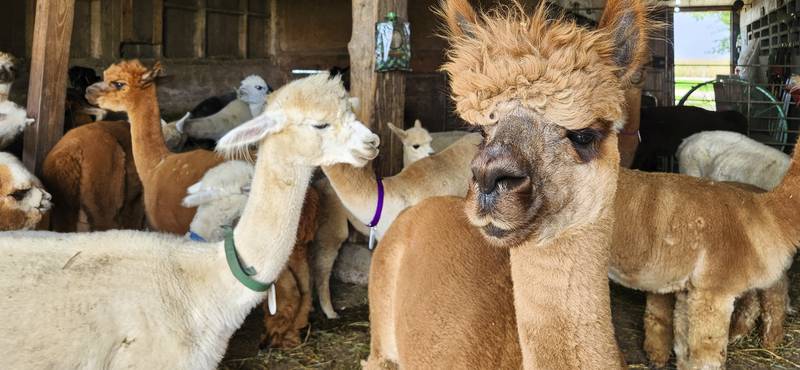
(0, 152, 51, 230)
(312, 132, 480, 319)
(678, 130, 790, 191)
(182, 160, 320, 348)
(177, 75, 270, 141)
(365, 0, 651, 368)
(0, 73, 379, 370)
(42, 120, 145, 232)
(0, 52, 34, 150)
(86, 60, 225, 234)
(609, 141, 800, 369)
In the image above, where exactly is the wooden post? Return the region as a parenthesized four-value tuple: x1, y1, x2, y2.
(194, 0, 207, 58)
(238, 0, 248, 58)
(348, 0, 407, 177)
(23, 0, 75, 174)
(152, 0, 164, 58)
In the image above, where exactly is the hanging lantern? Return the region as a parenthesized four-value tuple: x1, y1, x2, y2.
(375, 11, 411, 72)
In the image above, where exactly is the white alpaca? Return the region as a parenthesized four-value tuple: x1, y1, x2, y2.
(677, 130, 790, 191)
(0, 152, 52, 230)
(182, 160, 253, 242)
(0, 73, 379, 370)
(312, 132, 481, 318)
(0, 52, 34, 150)
(388, 119, 469, 167)
(177, 75, 270, 141)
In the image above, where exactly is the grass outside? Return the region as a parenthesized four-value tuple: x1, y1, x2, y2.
(674, 59, 731, 110)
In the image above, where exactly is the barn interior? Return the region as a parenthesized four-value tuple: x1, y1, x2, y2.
(0, 0, 799, 369)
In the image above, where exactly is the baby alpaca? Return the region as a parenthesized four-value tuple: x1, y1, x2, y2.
(0, 52, 34, 150)
(0, 152, 52, 230)
(0, 72, 379, 370)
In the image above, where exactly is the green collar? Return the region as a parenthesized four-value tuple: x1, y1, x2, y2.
(224, 227, 273, 292)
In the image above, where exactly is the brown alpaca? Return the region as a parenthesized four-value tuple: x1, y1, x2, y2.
(86, 60, 223, 234)
(608, 137, 800, 369)
(42, 120, 145, 232)
(365, 0, 650, 368)
(262, 187, 319, 348)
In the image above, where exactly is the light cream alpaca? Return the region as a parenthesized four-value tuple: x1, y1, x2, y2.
(0, 73, 379, 370)
(365, 0, 650, 368)
(0, 152, 52, 230)
(0, 52, 34, 150)
(312, 132, 480, 318)
(388, 119, 470, 167)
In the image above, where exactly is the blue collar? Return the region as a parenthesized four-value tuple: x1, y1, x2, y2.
(188, 231, 206, 242)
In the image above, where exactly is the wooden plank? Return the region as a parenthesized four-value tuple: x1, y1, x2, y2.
(90, 0, 102, 58)
(152, 0, 164, 58)
(238, 0, 248, 58)
(194, 0, 207, 58)
(23, 0, 76, 175)
(348, 0, 407, 177)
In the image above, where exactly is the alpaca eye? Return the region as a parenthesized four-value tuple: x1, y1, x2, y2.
(9, 188, 29, 201)
(111, 81, 126, 90)
(566, 129, 597, 146)
(255, 86, 264, 91)
(313, 123, 330, 129)
(412, 145, 420, 149)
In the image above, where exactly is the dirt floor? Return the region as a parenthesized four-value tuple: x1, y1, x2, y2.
(220, 274, 800, 370)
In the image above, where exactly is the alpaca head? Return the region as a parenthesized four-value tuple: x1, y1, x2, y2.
(442, 0, 651, 247)
(238, 75, 271, 106)
(388, 119, 434, 167)
(85, 60, 163, 112)
(0, 153, 52, 230)
(216, 72, 379, 167)
(0, 52, 17, 85)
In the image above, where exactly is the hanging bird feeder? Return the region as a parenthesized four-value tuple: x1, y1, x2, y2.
(375, 11, 411, 72)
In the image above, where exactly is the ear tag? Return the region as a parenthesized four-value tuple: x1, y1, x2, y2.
(267, 284, 277, 315)
(368, 227, 377, 250)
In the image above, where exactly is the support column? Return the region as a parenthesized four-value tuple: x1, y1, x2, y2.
(23, 0, 75, 174)
(348, 0, 407, 177)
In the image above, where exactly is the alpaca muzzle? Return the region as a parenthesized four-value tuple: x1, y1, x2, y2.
(0, 66, 14, 83)
(85, 82, 109, 105)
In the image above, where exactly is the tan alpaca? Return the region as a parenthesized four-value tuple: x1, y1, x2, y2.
(365, 0, 650, 368)
(608, 141, 800, 369)
(86, 60, 224, 234)
(312, 132, 480, 318)
(42, 120, 145, 232)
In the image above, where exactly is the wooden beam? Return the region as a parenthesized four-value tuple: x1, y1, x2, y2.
(238, 0, 248, 58)
(194, 0, 207, 58)
(90, 0, 102, 58)
(23, 0, 76, 175)
(152, 0, 164, 58)
(348, 0, 407, 177)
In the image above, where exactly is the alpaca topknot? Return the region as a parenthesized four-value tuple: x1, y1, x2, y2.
(439, 0, 651, 131)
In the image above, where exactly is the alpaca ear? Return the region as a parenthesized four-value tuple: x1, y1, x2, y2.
(141, 61, 165, 86)
(216, 110, 287, 157)
(598, 0, 650, 86)
(440, 0, 479, 38)
(387, 122, 407, 140)
(414, 119, 422, 128)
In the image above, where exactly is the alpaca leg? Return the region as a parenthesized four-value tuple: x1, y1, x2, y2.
(728, 290, 760, 343)
(644, 292, 675, 368)
(311, 192, 349, 319)
(291, 244, 313, 331)
(684, 291, 735, 370)
(673, 291, 690, 369)
(759, 274, 789, 349)
(261, 269, 302, 349)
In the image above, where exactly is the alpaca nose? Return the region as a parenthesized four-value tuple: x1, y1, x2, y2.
(366, 134, 380, 148)
(471, 145, 528, 195)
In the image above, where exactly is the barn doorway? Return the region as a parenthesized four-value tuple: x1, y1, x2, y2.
(673, 10, 732, 109)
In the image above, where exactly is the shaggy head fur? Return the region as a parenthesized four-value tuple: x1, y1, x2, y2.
(388, 119, 434, 167)
(86, 60, 164, 113)
(0, 153, 52, 230)
(217, 73, 379, 167)
(442, 0, 651, 247)
(0, 52, 17, 86)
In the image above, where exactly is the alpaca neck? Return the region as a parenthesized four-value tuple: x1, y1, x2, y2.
(127, 87, 170, 181)
(509, 210, 622, 369)
(232, 142, 313, 286)
(764, 143, 800, 246)
(249, 102, 265, 117)
(322, 163, 379, 224)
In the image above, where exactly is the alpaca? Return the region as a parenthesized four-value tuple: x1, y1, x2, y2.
(364, 0, 650, 368)
(86, 60, 225, 234)
(312, 132, 480, 319)
(0, 152, 52, 230)
(177, 75, 271, 141)
(387, 118, 469, 167)
(42, 120, 145, 232)
(608, 126, 800, 369)
(0, 52, 34, 150)
(181, 160, 319, 348)
(0, 72, 379, 370)
(677, 130, 790, 191)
